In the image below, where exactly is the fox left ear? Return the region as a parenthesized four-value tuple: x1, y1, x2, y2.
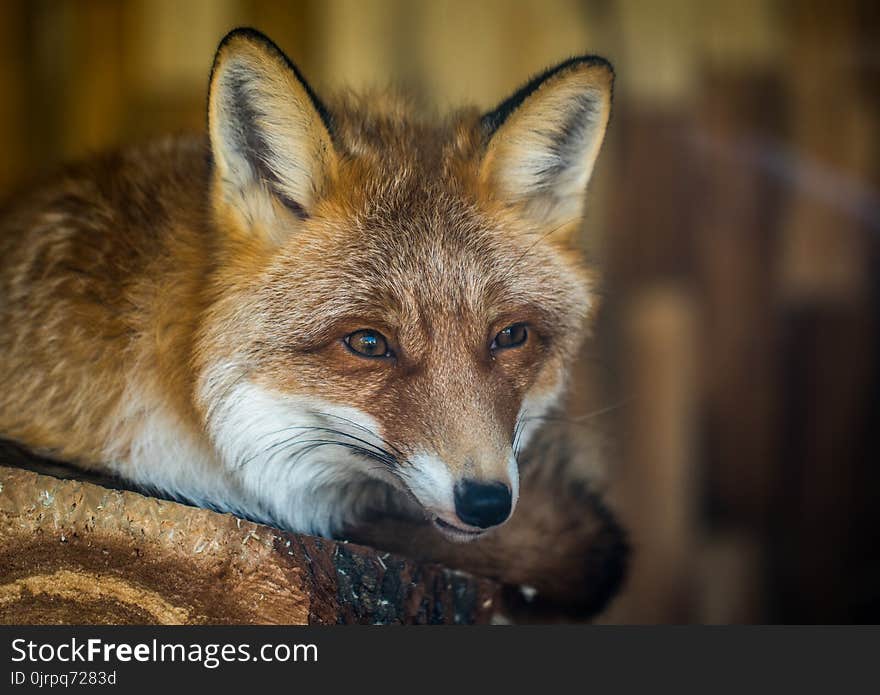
(208, 28, 337, 241)
(480, 57, 613, 233)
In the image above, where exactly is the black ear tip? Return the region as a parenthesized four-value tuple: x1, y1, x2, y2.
(211, 27, 269, 77)
(560, 54, 615, 78)
(541, 55, 615, 97)
(481, 53, 615, 137)
(217, 26, 274, 50)
(213, 26, 287, 65)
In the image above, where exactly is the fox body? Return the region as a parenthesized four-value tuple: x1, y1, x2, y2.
(0, 28, 613, 560)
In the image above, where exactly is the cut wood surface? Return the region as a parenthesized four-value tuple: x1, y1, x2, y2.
(0, 466, 500, 624)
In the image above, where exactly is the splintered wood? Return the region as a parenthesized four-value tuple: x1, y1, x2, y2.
(0, 466, 499, 624)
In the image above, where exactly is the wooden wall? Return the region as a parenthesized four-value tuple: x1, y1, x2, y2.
(0, 0, 877, 622)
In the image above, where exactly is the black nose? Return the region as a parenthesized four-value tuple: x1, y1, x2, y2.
(454, 479, 512, 529)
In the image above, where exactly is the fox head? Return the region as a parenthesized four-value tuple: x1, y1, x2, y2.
(196, 28, 613, 539)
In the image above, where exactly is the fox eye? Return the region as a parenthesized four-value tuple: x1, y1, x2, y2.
(491, 323, 528, 351)
(344, 329, 392, 359)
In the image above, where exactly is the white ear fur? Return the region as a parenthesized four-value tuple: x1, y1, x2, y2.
(208, 29, 336, 235)
(480, 57, 613, 231)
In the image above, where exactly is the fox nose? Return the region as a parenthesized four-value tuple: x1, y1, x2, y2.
(454, 479, 512, 529)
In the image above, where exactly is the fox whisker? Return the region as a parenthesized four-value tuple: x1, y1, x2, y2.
(512, 414, 528, 456)
(520, 398, 634, 427)
(240, 413, 403, 469)
(240, 426, 401, 474)
(313, 411, 407, 459)
(268, 438, 408, 488)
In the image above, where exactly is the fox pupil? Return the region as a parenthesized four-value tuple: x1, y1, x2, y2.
(494, 323, 528, 350)
(346, 329, 389, 358)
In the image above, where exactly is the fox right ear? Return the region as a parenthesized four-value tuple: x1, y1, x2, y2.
(480, 57, 613, 236)
(208, 28, 337, 240)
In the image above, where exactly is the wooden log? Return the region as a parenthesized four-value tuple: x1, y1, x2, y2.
(0, 465, 500, 625)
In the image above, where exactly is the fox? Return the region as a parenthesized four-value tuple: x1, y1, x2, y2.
(0, 28, 626, 616)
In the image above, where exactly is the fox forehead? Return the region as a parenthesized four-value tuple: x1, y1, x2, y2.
(253, 184, 592, 356)
(327, 90, 482, 169)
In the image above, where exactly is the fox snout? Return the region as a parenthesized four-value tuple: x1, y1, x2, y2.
(402, 448, 520, 541)
(428, 475, 516, 541)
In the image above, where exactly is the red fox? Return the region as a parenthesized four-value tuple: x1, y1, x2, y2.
(0, 29, 625, 615)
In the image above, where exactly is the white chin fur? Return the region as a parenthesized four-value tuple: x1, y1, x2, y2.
(205, 379, 400, 536)
(402, 452, 456, 516)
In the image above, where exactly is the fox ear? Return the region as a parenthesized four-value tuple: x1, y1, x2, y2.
(208, 28, 336, 239)
(480, 57, 613, 233)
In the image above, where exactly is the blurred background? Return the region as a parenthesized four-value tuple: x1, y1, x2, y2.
(0, 0, 877, 623)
